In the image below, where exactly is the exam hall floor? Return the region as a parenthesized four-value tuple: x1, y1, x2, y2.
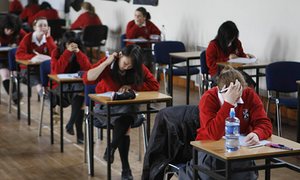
(0, 83, 299, 180)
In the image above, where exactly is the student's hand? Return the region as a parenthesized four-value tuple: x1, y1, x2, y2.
(104, 52, 118, 66)
(46, 27, 51, 37)
(244, 132, 259, 146)
(246, 53, 255, 58)
(229, 54, 238, 59)
(66, 43, 79, 52)
(221, 79, 243, 106)
(118, 85, 132, 93)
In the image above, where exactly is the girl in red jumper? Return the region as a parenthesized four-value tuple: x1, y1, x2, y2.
(28, 2, 59, 26)
(83, 44, 159, 180)
(0, 14, 26, 104)
(206, 21, 255, 86)
(70, 2, 102, 30)
(16, 17, 56, 97)
(51, 31, 91, 144)
(179, 66, 272, 180)
(20, 0, 40, 29)
(9, 0, 23, 16)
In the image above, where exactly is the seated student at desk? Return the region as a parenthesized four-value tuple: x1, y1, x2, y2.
(83, 44, 159, 180)
(50, 31, 91, 144)
(28, 2, 59, 27)
(179, 66, 272, 180)
(0, 14, 26, 104)
(206, 21, 255, 87)
(16, 17, 56, 98)
(19, 0, 40, 25)
(70, 2, 102, 30)
(126, 7, 160, 72)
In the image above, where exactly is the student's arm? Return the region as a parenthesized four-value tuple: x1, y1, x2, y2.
(148, 21, 161, 35)
(236, 40, 247, 57)
(137, 65, 160, 91)
(70, 14, 84, 29)
(206, 42, 228, 77)
(75, 51, 92, 71)
(45, 35, 57, 54)
(50, 48, 72, 74)
(15, 34, 35, 60)
(126, 20, 140, 39)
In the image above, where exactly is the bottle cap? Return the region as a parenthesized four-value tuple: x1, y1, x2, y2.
(230, 108, 235, 118)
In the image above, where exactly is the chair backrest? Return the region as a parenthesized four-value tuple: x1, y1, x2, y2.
(8, 47, 18, 71)
(120, 33, 126, 49)
(84, 84, 96, 106)
(47, 19, 66, 41)
(82, 25, 108, 47)
(266, 61, 300, 93)
(200, 50, 209, 74)
(39, 60, 51, 87)
(153, 41, 186, 65)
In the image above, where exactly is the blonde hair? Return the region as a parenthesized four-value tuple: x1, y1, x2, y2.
(81, 2, 95, 15)
(217, 66, 247, 89)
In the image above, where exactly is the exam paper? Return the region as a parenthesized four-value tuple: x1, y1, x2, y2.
(228, 58, 257, 64)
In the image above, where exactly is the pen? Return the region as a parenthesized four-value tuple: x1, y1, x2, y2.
(219, 88, 229, 93)
(265, 143, 293, 150)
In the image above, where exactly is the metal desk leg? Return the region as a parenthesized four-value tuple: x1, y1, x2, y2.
(107, 105, 111, 180)
(89, 99, 94, 176)
(50, 79, 54, 144)
(265, 158, 271, 180)
(17, 65, 20, 119)
(256, 68, 260, 94)
(169, 57, 173, 106)
(297, 84, 300, 143)
(192, 148, 198, 180)
(186, 58, 190, 105)
(59, 84, 64, 152)
(27, 68, 31, 125)
(225, 161, 231, 180)
(146, 103, 151, 142)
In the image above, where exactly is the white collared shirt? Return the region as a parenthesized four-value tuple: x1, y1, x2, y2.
(32, 32, 47, 47)
(217, 90, 244, 107)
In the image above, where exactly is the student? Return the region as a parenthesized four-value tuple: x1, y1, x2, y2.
(28, 2, 59, 26)
(0, 14, 26, 104)
(50, 31, 91, 144)
(70, 2, 102, 30)
(83, 44, 159, 180)
(126, 7, 160, 72)
(206, 21, 255, 86)
(16, 16, 56, 98)
(19, 0, 40, 23)
(179, 66, 272, 180)
(9, 0, 23, 16)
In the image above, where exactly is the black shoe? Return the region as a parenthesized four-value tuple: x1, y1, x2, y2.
(77, 138, 84, 144)
(66, 127, 75, 135)
(12, 92, 23, 104)
(103, 147, 115, 164)
(121, 169, 133, 180)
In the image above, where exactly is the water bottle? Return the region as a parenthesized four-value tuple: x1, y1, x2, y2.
(225, 108, 240, 152)
(160, 25, 166, 41)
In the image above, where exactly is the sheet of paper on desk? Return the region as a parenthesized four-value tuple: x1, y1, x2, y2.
(124, 38, 148, 42)
(30, 54, 51, 63)
(228, 58, 257, 64)
(239, 136, 270, 148)
(97, 91, 113, 97)
(57, 73, 79, 79)
(0, 46, 13, 51)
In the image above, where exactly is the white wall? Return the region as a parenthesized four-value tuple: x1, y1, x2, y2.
(70, 0, 300, 91)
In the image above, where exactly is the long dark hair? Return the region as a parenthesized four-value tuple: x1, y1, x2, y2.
(136, 7, 151, 21)
(40, 2, 53, 10)
(0, 14, 22, 42)
(214, 21, 239, 54)
(111, 44, 144, 86)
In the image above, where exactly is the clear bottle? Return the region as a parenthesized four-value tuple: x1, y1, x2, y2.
(160, 25, 166, 41)
(225, 108, 240, 152)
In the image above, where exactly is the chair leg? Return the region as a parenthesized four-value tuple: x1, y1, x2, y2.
(138, 125, 142, 161)
(142, 120, 148, 152)
(163, 69, 168, 95)
(84, 113, 89, 164)
(266, 91, 271, 115)
(38, 93, 45, 136)
(275, 99, 282, 136)
(196, 74, 201, 99)
(8, 73, 13, 113)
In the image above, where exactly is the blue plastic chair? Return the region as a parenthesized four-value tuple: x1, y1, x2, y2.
(38, 60, 51, 136)
(153, 41, 200, 97)
(265, 61, 300, 136)
(199, 50, 213, 95)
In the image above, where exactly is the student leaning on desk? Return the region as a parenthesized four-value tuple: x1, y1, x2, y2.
(83, 44, 159, 180)
(179, 66, 272, 180)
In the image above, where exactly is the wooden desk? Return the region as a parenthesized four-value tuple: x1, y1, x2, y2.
(16, 60, 42, 125)
(48, 74, 83, 152)
(169, 51, 201, 105)
(191, 135, 300, 180)
(296, 80, 300, 143)
(217, 62, 268, 94)
(88, 91, 172, 178)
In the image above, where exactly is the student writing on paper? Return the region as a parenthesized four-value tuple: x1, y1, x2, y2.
(179, 66, 272, 180)
(83, 44, 159, 180)
(16, 17, 56, 98)
(206, 21, 256, 87)
(0, 14, 26, 104)
(50, 32, 91, 144)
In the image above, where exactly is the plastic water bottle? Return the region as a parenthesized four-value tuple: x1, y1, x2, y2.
(160, 25, 166, 41)
(225, 108, 240, 152)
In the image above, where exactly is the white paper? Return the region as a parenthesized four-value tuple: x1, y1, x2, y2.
(57, 73, 79, 79)
(96, 91, 113, 97)
(124, 38, 148, 42)
(239, 136, 270, 148)
(30, 54, 51, 63)
(228, 58, 257, 64)
(0, 46, 13, 51)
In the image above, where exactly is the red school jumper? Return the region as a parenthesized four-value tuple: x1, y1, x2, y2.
(70, 12, 102, 30)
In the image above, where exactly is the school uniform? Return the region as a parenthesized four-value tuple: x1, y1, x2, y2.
(70, 12, 102, 30)
(19, 4, 40, 22)
(179, 87, 272, 180)
(9, 0, 23, 15)
(16, 32, 56, 86)
(28, 9, 59, 26)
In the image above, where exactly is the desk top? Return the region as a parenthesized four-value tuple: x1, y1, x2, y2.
(123, 38, 160, 44)
(296, 80, 300, 84)
(0, 46, 13, 52)
(217, 61, 269, 69)
(89, 91, 172, 105)
(191, 135, 300, 160)
(16, 60, 42, 66)
(169, 51, 202, 59)
(48, 74, 83, 83)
